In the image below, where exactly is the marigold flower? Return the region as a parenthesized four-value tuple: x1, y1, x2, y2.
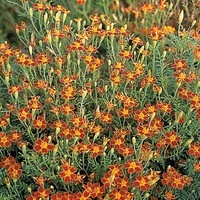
(164, 190, 176, 200)
(33, 174, 45, 186)
(59, 161, 77, 183)
(8, 131, 22, 143)
(32, 116, 47, 130)
(117, 106, 132, 118)
(141, 75, 157, 88)
(188, 142, 200, 158)
(109, 188, 131, 200)
(7, 162, 22, 181)
(0, 117, 8, 127)
(117, 145, 134, 157)
(0, 155, 16, 169)
(8, 85, 23, 95)
(28, 96, 42, 110)
(18, 107, 32, 121)
(109, 136, 125, 150)
(60, 85, 76, 100)
(83, 182, 105, 198)
(87, 143, 104, 158)
(99, 111, 113, 124)
(156, 101, 172, 113)
(164, 131, 181, 148)
(133, 175, 150, 191)
(118, 50, 133, 60)
(35, 186, 51, 199)
(0, 132, 12, 148)
(34, 79, 48, 89)
(124, 160, 142, 174)
(33, 137, 54, 154)
(70, 127, 86, 139)
(134, 109, 149, 123)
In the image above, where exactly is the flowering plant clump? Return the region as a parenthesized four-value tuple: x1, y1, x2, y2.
(0, 0, 200, 199)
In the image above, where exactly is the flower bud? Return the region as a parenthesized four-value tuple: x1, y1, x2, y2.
(184, 137, 194, 147)
(179, 10, 184, 24)
(29, 8, 33, 19)
(44, 12, 48, 24)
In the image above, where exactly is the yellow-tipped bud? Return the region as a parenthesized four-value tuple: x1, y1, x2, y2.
(179, 10, 184, 24)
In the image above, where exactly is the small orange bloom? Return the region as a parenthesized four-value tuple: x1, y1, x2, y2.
(164, 131, 181, 148)
(18, 107, 32, 121)
(0, 132, 12, 148)
(87, 143, 104, 158)
(59, 161, 77, 183)
(32, 116, 47, 130)
(134, 109, 149, 123)
(117, 106, 132, 118)
(33, 137, 54, 154)
(35, 186, 51, 199)
(133, 175, 150, 191)
(99, 111, 113, 124)
(164, 190, 176, 200)
(118, 50, 133, 60)
(124, 160, 142, 174)
(188, 142, 200, 158)
(7, 162, 22, 181)
(171, 59, 188, 71)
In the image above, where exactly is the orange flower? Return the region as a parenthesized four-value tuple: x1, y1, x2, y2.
(189, 93, 200, 109)
(0, 155, 16, 169)
(70, 115, 85, 127)
(7, 162, 22, 181)
(115, 177, 131, 190)
(164, 190, 176, 200)
(33, 3, 48, 11)
(76, 0, 85, 5)
(117, 106, 132, 118)
(141, 75, 157, 88)
(161, 167, 192, 189)
(28, 96, 42, 110)
(35, 186, 51, 199)
(87, 143, 104, 158)
(99, 111, 113, 124)
(59, 161, 77, 183)
(164, 131, 181, 148)
(83, 182, 105, 198)
(8, 130, 22, 143)
(0, 117, 8, 127)
(32, 116, 47, 130)
(59, 103, 75, 115)
(124, 160, 142, 174)
(117, 144, 134, 157)
(8, 85, 23, 95)
(33, 137, 54, 154)
(35, 53, 52, 65)
(148, 27, 164, 41)
(118, 50, 133, 60)
(178, 88, 192, 100)
(171, 59, 188, 71)
(133, 175, 150, 191)
(109, 136, 125, 149)
(0, 132, 12, 148)
(34, 79, 48, 89)
(70, 127, 86, 139)
(60, 85, 76, 100)
(109, 188, 130, 200)
(156, 101, 172, 113)
(18, 107, 32, 121)
(134, 109, 149, 123)
(188, 142, 200, 158)
(140, 3, 155, 13)
(33, 174, 45, 186)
